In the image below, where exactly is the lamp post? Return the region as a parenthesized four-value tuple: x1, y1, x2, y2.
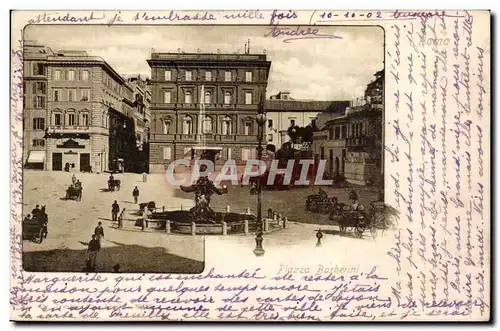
(254, 94, 267, 257)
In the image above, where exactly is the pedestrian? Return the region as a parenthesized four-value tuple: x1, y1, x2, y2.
(40, 206, 48, 239)
(94, 221, 104, 243)
(141, 205, 148, 231)
(112, 264, 121, 273)
(111, 200, 120, 224)
(87, 234, 100, 271)
(133, 186, 140, 204)
(142, 172, 147, 182)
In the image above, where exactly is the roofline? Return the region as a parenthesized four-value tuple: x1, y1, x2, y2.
(47, 56, 133, 93)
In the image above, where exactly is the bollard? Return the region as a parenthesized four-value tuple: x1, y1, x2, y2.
(273, 212, 278, 221)
(165, 220, 171, 234)
(244, 219, 249, 235)
(246, 207, 251, 215)
(222, 221, 227, 235)
(226, 206, 231, 213)
(142, 206, 148, 231)
(264, 218, 269, 232)
(283, 217, 288, 229)
(191, 222, 196, 236)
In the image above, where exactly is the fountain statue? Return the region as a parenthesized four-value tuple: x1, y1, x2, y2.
(180, 164, 228, 223)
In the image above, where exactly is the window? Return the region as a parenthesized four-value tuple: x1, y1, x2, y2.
(54, 113, 62, 126)
(205, 71, 212, 81)
(35, 96, 45, 108)
(35, 82, 46, 94)
(225, 71, 232, 82)
(183, 116, 193, 134)
(54, 70, 61, 80)
(68, 70, 75, 80)
(244, 121, 252, 135)
(359, 122, 364, 136)
(242, 148, 251, 161)
(245, 71, 253, 82)
(163, 147, 172, 160)
(68, 89, 76, 102)
(32, 117, 45, 130)
(268, 134, 273, 141)
(185, 71, 192, 81)
(164, 91, 171, 103)
(204, 92, 212, 104)
(163, 121, 170, 134)
(184, 147, 192, 160)
(81, 70, 89, 80)
(290, 119, 296, 127)
(80, 113, 89, 126)
(311, 119, 317, 128)
(32, 139, 45, 147)
(53, 89, 62, 102)
(184, 91, 192, 104)
(334, 127, 341, 139)
(224, 147, 232, 160)
(222, 116, 232, 135)
(33, 63, 45, 76)
(341, 125, 347, 138)
(68, 113, 76, 126)
(320, 147, 325, 159)
(268, 119, 273, 128)
(80, 89, 90, 101)
(203, 116, 213, 133)
(164, 70, 171, 81)
(224, 92, 231, 105)
(245, 92, 252, 105)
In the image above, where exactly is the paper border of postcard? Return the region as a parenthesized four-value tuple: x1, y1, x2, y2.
(10, 10, 490, 322)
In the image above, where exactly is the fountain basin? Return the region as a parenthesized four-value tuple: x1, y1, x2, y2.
(148, 210, 258, 234)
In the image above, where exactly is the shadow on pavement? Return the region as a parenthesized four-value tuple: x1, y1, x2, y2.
(23, 243, 205, 274)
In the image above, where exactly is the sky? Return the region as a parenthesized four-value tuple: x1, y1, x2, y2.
(24, 25, 384, 101)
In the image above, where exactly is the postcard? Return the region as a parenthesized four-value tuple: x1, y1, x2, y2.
(10, 9, 490, 321)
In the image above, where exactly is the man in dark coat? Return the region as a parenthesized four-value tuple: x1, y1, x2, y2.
(94, 221, 104, 243)
(111, 201, 120, 224)
(133, 186, 140, 204)
(87, 234, 101, 271)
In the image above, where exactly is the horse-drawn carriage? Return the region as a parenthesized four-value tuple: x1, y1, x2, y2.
(139, 201, 156, 213)
(23, 211, 48, 243)
(305, 189, 338, 214)
(108, 179, 121, 191)
(66, 185, 82, 201)
(330, 201, 394, 238)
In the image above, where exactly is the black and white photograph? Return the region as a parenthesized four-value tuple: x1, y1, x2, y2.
(21, 24, 390, 274)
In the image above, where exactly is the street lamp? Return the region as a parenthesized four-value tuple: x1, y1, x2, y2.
(254, 94, 267, 257)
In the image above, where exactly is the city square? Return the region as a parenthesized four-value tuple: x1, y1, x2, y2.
(21, 25, 387, 273)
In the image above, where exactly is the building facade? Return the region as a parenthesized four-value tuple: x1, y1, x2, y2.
(23, 41, 51, 169)
(265, 91, 350, 149)
(126, 75, 152, 172)
(23, 46, 138, 173)
(311, 70, 384, 185)
(147, 52, 271, 173)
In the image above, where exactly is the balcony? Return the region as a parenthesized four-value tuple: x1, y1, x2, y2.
(346, 136, 375, 147)
(46, 125, 90, 133)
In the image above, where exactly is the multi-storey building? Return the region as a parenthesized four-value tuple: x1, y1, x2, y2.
(147, 52, 271, 173)
(23, 41, 51, 169)
(126, 75, 152, 172)
(264, 91, 350, 149)
(36, 49, 137, 173)
(311, 69, 384, 185)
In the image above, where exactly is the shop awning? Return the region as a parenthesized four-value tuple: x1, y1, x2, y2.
(27, 151, 46, 163)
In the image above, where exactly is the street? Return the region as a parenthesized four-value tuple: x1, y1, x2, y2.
(22, 170, 381, 273)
